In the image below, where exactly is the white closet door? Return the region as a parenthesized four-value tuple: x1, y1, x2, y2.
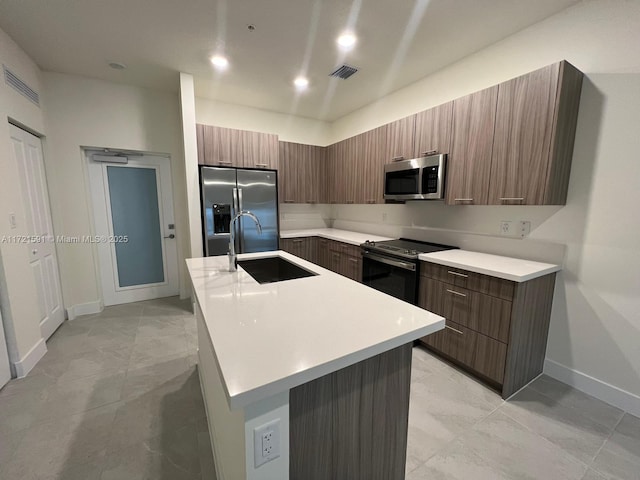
(10, 124, 65, 340)
(0, 308, 10, 387)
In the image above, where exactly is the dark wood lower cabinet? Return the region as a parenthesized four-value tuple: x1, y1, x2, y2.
(290, 344, 412, 480)
(418, 261, 556, 398)
(280, 237, 316, 264)
(282, 236, 363, 282)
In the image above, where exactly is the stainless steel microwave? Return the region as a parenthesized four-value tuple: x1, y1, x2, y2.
(383, 154, 446, 201)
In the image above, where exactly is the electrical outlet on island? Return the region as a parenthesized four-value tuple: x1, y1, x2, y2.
(254, 419, 281, 467)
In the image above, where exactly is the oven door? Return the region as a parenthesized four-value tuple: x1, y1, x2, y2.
(361, 251, 418, 304)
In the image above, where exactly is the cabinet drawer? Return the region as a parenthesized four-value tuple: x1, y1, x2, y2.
(419, 277, 511, 343)
(420, 262, 515, 301)
(342, 254, 362, 282)
(420, 320, 507, 385)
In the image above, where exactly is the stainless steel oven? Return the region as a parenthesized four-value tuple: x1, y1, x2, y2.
(360, 239, 457, 305)
(362, 251, 419, 304)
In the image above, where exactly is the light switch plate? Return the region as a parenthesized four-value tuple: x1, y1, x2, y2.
(254, 419, 281, 468)
(9, 213, 17, 229)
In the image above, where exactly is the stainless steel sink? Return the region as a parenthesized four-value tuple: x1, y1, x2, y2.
(238, 256, 317, 284)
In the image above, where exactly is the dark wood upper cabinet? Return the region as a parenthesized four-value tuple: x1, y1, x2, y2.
(488, 61, 583, 205)
(446, 86, 499, 205)
(413, 102, 454, 157)
(340, 136, 359, 204)
(196, 124, 278, 169)
(278, 141, 327, 204)
(359, 126, 387, 204)
(385, 115, 416, 163)
(242, 130, 278, 169)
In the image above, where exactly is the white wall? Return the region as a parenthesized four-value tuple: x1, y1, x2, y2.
(329, 0, 640, 144)
(328, 0, 640, 409)
(0, 26, 48, 374)
(42, 72, 191, 309)
(195, 96, 331, 146)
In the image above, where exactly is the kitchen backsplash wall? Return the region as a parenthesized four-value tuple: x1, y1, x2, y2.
(279, 204, 332, 231)
(329, 203, 567, 266)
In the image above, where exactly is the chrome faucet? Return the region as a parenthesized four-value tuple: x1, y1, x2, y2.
(228, 211, 262, 272)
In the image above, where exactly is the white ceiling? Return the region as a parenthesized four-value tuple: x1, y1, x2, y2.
(0, 0, 581, 121)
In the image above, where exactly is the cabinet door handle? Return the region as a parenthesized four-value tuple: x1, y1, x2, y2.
(499, 197, 524, 201)
(284, 200, 295, 203)
(392, 156, 405, 162)
(366, 199, 376, 204)
(292, 239, 304, 243)
(254, 163, 268, 167)
(445, 325, 464, 335)
(346, 200, 355, 204)
(218, 161, 233, 165)
(453, 198, 473, 202)
(447, 270, 468, 278)
(348, 258, 358, 263)
(446, 289, 467, 297)
(421, 150, 437, 156)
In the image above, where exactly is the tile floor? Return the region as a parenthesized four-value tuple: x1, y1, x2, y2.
(0, 297, 638, 480)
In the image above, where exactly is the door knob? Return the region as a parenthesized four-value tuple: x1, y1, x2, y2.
(164, 234, 175, 239)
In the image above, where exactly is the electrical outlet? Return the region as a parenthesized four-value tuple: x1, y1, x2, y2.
(500, 220, 515, 236)
(254, 419, 281, 468)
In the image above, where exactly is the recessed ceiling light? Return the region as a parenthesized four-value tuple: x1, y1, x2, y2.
(108, 62, 126, 70)
(337, 32, 357, 49)
(294, 76, 309, 90)
(210, 55, 229, 70)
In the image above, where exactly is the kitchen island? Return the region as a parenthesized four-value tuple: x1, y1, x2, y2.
(186, 251, 444, 480)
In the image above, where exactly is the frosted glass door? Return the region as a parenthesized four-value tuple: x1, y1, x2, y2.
(88, 154, 179, 306)
(107, 166, 165, 287)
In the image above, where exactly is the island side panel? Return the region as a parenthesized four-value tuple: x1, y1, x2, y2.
(197, 302, 247, 480)
(290, 344, 412, 480)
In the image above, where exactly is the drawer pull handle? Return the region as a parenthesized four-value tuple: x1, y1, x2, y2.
(454, 198, 473, 202)
(218, 161, 233, 165)
(284, 200, 295, 203)
(392, 156, 405, 162)
(445, 325, 464, 335)
(255, 163, 268, 167)
(499, 197, 524, 201)
(348, 258, 358, 263)
(292, 240, 304, 243)
(446, 289, 467, 297)
(447, 271, 468, 278)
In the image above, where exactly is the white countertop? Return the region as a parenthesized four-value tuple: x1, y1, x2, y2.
(280, 228, 393, 246)
(186, 251, 444, 410)
(419, 250, 561, 282)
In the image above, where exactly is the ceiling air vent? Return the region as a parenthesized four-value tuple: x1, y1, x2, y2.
(329, 64, 359, 80)
(3, 64, 40, 106)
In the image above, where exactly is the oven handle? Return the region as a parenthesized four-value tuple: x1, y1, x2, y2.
(362, 251, 416, 271)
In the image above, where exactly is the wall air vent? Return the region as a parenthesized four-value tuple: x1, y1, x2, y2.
(329, 64, 359, 80)
(3, 64, 40, 106)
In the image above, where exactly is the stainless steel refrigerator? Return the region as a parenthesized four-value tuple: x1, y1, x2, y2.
(200, 166, 279, 256)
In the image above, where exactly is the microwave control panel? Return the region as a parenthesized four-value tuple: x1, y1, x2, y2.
(423, 166, 440, 194)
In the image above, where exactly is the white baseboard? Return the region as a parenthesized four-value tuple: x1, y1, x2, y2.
(66, 300, 103, 320)
(13, 338, 47, 378)
(544, 358, 640, 417)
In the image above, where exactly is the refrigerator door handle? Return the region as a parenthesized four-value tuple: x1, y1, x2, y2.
(232, 187, 240, 253)
(232, 188, 239, 216)
(238, 188, 244, 252)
